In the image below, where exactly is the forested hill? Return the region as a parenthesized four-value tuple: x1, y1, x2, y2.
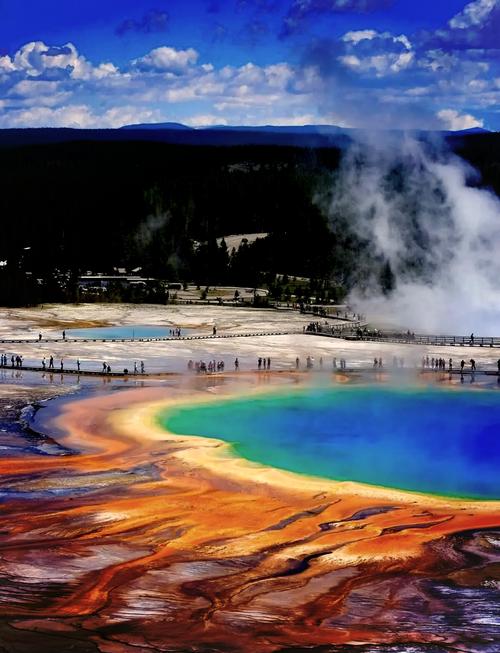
(0, 129, 499, 306)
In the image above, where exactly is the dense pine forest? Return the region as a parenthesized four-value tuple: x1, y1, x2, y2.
(0, 130, 499, 306)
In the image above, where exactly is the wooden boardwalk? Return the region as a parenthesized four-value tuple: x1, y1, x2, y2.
(307, 331, 500, 348)
(1, 364, 499, 379)
(0, 330, 299, 345)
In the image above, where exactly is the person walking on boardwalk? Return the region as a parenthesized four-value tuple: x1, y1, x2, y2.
(38, 332, 42, 341)
(49, 355, 54, 369)
(460, 359, 465, 372)
(60, 358, 64, 371)
(77, 359, 81, 372)
(62, 330, 66, 340)
(267, 357, 271, 370)
(42, 357, 46, 371)
(497, 359, 500, 374)
(134, 361, 138, 374)
(234, 358, 239, 371)
(295, 357, 300, 370)
(140, 361, 145, 374)
(470, 359, 476, 372)
(102, 362, 107, 373)
(449, 358, 453, 371)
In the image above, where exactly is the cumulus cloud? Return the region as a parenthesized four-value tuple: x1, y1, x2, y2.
(0, 26, 495, 131)
(116, 9, 169, 36)
(437, 109, 484, 131)
(448, 0, 497, 30)
(0, 40, 322, 128)
(424, 0, 500, 52)
(0, 41, 118, 80)
(0, 104, 162, 129)
(132, 46, 199, 73)
(339, 30, 414, 75)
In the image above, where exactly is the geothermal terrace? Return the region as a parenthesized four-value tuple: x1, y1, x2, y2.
(1, 303, 500, 377)
(0, 302, 499, 653)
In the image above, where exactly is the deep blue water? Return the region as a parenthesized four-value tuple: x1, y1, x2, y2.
(161, 386, 500, 500)
(66, 325, 196, 339)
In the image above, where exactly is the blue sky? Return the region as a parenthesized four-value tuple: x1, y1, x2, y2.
(0, 0, 499, 129)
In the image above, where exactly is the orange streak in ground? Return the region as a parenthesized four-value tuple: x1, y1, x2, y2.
(0, 380, 499, 652)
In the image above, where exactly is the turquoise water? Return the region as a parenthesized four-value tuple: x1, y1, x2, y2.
(66, 325, 196, 339)
(160, 386, 500, 500)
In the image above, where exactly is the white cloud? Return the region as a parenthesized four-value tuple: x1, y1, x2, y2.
(132, 46, 198, 74)
(0, 41, 118, 81)
(0, 104, 162, 129)
(339, 30, 414, 76)
(184, 114, 228, 127)
(437, 109, 484, 131)
(448, 0, 498, 29)
(342, 29, 378, 44)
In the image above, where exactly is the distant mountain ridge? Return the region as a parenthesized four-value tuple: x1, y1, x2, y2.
(120, 122, 194, 131)
(0, 123, 494, 149)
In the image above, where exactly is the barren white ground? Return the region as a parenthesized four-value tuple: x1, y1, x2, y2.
(0, 303, 498, 374)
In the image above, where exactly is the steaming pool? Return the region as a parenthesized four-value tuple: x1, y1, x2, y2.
(66, 325, 199, 340)
(161, 386, 500, 500)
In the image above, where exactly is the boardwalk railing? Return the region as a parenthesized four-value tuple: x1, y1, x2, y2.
(346, 333, 500, 348)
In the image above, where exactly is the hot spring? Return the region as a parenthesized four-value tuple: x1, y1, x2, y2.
(66, 325, 198, 339)
(160, 386, 500, 500)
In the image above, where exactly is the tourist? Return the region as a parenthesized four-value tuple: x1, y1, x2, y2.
(378, 358, 383, 368)
(460, 359, 465, 372)
(10, 355, 14, 368)
(258, 357, 262, 370)
(38, 332, 42, 341)
(449, 358, 453, 371)
(295, 357, 300, 369)
(470, 333, 474, 345)
(134, 361, 138, 374)
(213, 326, 217, 336)
(107, 365, 111, 374)
(62, 330, 66, 340)
(60, 358, 64, 371)
(267, 357, 271, 370)
(102, 362, 107, 373)
(49, 356, 54, 369)
(140, 361, 145, 374)
(373, 357, 378, 368)
(234, 358, 239, 371)
(470, 359, 476, 371)
(77, 359, 81, 372)
(497, 359, 500, 373)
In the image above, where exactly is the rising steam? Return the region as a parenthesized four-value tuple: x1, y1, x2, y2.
(327, 134, 500, 335)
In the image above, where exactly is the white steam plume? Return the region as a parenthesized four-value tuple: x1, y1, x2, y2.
(328, 134, 500, 335)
